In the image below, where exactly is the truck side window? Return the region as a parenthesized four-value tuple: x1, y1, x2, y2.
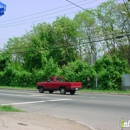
(48, 78, 53, 82)
(56, 78, 63, 82)
(50, 78, 53, 82)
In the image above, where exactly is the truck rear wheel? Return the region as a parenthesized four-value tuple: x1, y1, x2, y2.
(70, 90, 75, 95)
(60, 87, 66, 94)
(38, 87, 44, 93)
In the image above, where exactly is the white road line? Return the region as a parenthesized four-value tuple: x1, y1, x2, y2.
(48, 99, 72, 102)
(0, 93, 44, 97)
(1, 100, 46, 106)
(90, 97, 96, 99)
(1, 99, 72, 106)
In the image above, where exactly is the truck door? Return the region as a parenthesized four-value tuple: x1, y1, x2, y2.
(55, 77, 64, 89)
(45, 77, 54, 90)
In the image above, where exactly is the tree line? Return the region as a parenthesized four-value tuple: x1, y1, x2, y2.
(0, 0, 130, 90)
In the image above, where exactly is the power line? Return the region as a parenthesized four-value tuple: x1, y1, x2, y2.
(0, 1, 98, 27)
(0, 0, 86, 23)
(66, 0, 88, 11)
(0, 29, 129, 44)
(0, 2, 99, 29)
(66, 0, 97, 15)
(0, 0, 98, 24)
(0, 10, 80, 28)
(0, 0, 127, 44)
(2, 33, 130, 54)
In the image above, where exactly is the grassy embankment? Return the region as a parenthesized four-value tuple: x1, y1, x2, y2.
(80, 88, 130, 95)
(0, 105, 23, 112)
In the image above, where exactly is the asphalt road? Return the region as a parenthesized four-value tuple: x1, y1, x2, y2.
(0, 89, 130, 130)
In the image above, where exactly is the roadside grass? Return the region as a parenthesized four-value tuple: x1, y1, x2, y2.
(80, 88, 130, 95)
(0, 105, 23, 112)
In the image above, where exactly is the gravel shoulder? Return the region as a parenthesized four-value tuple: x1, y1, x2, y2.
(0, 112, 92, 130)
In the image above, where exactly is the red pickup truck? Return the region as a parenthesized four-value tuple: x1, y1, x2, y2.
(36, 76, 82, 95)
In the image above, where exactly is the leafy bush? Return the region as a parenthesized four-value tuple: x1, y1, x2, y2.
(94, 55, 128, 90)
(13, 70, 33, 87)
(2, 66, 15, 86)
(60, 60, 96, 88)
(42, 57, 60, 79)
(0, 54, 128, 90)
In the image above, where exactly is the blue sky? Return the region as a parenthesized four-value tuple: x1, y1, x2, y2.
(0, 0, 108, 49)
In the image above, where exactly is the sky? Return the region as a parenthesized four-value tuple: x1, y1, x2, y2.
(0, 0, 108, 49)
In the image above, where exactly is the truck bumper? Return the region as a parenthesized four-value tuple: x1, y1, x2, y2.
(71, 88, 79, 90)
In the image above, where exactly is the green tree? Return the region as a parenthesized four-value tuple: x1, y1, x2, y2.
(0, 53, 9, 71)
(94, 55, 128, 90)
(74, 9, 99, 60)
(51, 16, 79, 66)
(61, 60, 96, 88)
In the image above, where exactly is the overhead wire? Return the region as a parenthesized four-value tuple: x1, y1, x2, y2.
(0, 0, 128, 48)
(2, 33, 130, 54)
(0, 0, 91, 23)
(0, 11, 78, 28)
(0, 28, 130, 47)
(0, 0, 98, 27)
(66, 0, 90, 11)
(0, 29, 128, 42)
(0, 0, 99, 46)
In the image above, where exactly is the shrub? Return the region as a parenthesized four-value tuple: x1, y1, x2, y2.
(94, 55, 128, 90)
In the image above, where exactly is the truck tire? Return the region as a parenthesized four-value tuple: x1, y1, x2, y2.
(49, 90, 54, 94)
(38, 87, 44, 93)
(60, 87, 66, 94)
(70, 90, 75, 95)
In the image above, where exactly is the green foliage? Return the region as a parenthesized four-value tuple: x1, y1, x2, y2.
(108, 44, 130, 68)
(13, 70, 33, 87)
(94, 55, 128, 90)
(2, 66, 15, 86)
(0, 54, 9, 71)
(51, 16, 79, 66)
(60, 60, 96, 88)
(0, 58, 60, 87)
(0, 105, 22, 112)
(0, 66, 33, 87)
(33, 69, 45, 83)
(40, 57, 60, 80)
(0, 0, 130, 90)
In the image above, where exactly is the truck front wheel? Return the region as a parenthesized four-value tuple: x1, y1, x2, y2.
(38, 87, 44, 93)
(70, 90, 75, 95)
(60, 87, 66, 94)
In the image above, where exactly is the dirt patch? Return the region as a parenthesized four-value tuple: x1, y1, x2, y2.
(0, 112, 92, 130)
